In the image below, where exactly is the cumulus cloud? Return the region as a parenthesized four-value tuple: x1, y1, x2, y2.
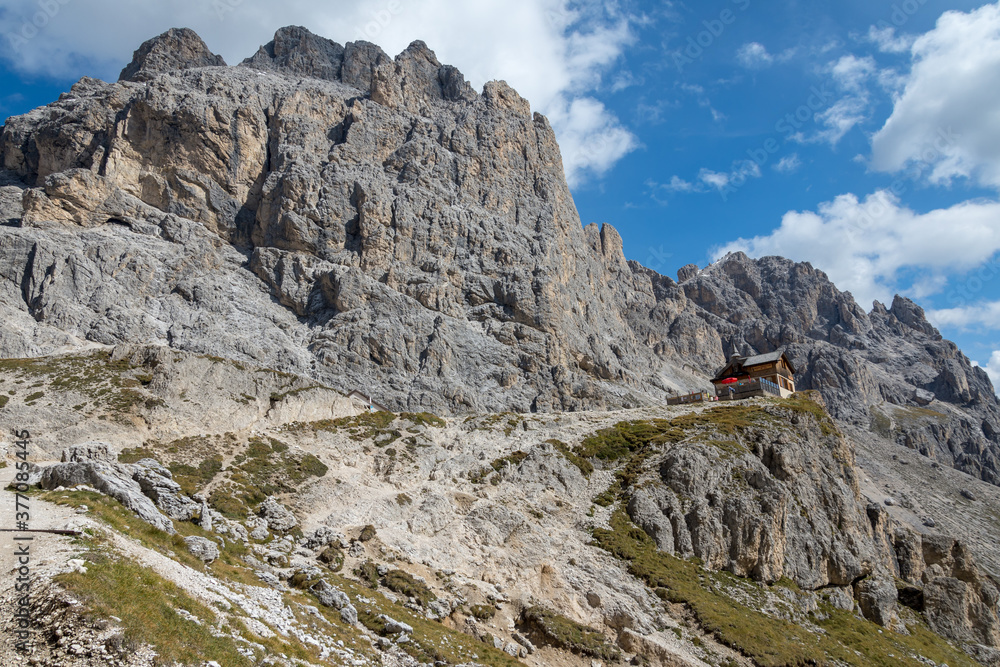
(973, 351, 1000, 395)
(713, 190, 1000, 309)
(736, 42, 773, 68)
(866, 25, 914, 54)
(773, 154, 801, 174)
(0, 0, 637, 187)
(801, 55, 876, 145)
(870, 2, 1000, 190)
(928, 301, 1000, 331)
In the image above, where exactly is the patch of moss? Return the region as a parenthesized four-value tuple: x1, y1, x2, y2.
(383, 569, 436, 607)
(521, 606, 619, 661)
(0, 395, 8, 409)
(400, 411, 446, 428)
(547, 439, 594, 476)
(25, 390, 44, 403)
(491, 450, 529, 472)
(318, 545, 344, 572)
(117, 447, 157, 463)
(470, 604, 496, 620)
(396, 493, 413, 506)
(356, 560, 380, 589)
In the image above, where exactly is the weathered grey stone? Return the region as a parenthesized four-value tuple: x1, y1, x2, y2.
(132, 459, 199, 521)
(39, 461, 174, 534)
(854, 576, 900, 629)
(184, 536, 219, 563)
(259, 496, 297, 532)
(379, 615, 413, 635)
(311, 580, 350, 610)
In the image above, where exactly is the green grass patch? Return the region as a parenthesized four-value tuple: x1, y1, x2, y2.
(491, 451, 529, 472)
(333, 575, 521, 666)
(117, 447, 157, 463)
(400, 411, 446, 428)
(25, 390, 44, 403)
(383, 569, 436, 606)
(592, 507, 977, 667)
(56, 550, 252, 666)
(521, 606, 619, 661)
(547, 439, 594, 476)
(470, 604, 496, 620)
(169, 457, 223, 496)
(0, 395, 8, 409)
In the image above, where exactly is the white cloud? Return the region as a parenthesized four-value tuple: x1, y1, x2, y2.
(662, 176, 697, 193)
(974, 351, 1000, 395)
(0, 0, 637, 187)
(736, 42, 773, 68)
(870, 2, 1000, 190)
(773, 154, 801, 174)
(698, 160, 760, 192)
(713, 190, 1000, 309)
(928, 301, 1000, 331)
(866, 25, 914, 54)
(829, 54, 876, 92)
(800, 54, 876, 145)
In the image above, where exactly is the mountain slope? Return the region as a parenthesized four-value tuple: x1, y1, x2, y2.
(0, 25, 998, 492)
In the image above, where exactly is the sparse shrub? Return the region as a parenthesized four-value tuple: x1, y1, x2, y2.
(318, 546, 344, 572)
(356, 560, 379, 588)
(521, 606, 619, 661)
(470, 604, 495, 620)
(359, 524, 377, 542)
(384, 569, 436, 606)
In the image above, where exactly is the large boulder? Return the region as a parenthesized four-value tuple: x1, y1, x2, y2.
(258, 496, 297, 532)
(39, 461, 175, 534)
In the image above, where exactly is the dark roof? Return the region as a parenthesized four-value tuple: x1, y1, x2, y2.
(743, 351, 784, 367)
(711, 349, 795, 380)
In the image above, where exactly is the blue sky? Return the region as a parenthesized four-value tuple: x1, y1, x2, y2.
(2, 0, 1000, 387)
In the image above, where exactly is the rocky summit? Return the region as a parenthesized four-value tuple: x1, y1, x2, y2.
(1, 26, 999, 667)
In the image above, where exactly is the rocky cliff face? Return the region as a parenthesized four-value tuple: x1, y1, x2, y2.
(0, 25, 998, 491)
(0, 26, 705, 417)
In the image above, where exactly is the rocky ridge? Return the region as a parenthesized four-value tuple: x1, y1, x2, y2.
(1, 26, 998, 491)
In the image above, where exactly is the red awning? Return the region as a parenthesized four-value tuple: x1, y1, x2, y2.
(718, 377, 738, 384)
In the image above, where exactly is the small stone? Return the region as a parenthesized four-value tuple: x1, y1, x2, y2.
(960, 489, 976, 501)
(586, 591, 602, 608)
(884, 497, 896, 506)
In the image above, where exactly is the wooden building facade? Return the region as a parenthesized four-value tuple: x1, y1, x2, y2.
(712, 351, 797, 399)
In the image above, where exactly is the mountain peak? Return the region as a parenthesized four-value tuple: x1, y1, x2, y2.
(119, 27, 226, 82)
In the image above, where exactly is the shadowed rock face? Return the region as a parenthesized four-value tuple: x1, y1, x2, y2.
(1, 26, 999, 487)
